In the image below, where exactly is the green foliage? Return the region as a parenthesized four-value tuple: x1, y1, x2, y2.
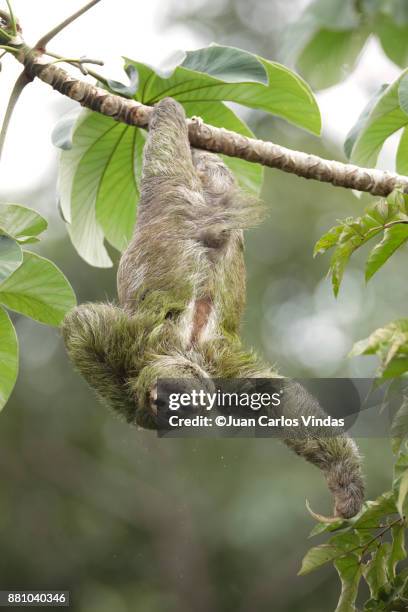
(334, 555, 362, 612)
(0, 251, 76, 326)
(301, 455, 408, 611)
(396, 125, 408, 175)
(3, 4, 408, 608)
(343, 85, 388, 160)
(0, 235, 22, 282)
(314, 190, 408, 296)
(346, 69, 408, 168)
(350, 320, 408, 379)
(105, 65, 139, 98)
(181, 45, 269, 84)
(299, 532, 362, 576)
(0, 202, 76, 411)
(296, 28, 368, 92)
(391, 398, 408, 453)
(0, 202, 47, 240)
(281, 0, 362, 89)
(127, 45, 320, 133)
(375, 15, 408, 68)
(285, 0, 408, 350)
(284, 0, 408, 90)
(343, 59, 408, 176)
(55, 44, 321, 267)
(60, 113, 143, 266)
(0, 306, 18, 411)
(397, 470, 408, 517)
(51, 33, 408, 612)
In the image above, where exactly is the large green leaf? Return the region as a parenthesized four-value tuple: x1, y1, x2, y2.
(329, 239, 360, 297)
(182, 45, 268, 84)
(396, 125, 408, 174)
(397, 470, 408, 517)
(298, 543, 344, 575)
(0, 306, 18, 411)
(394, 451, 408, 480)
(366, 223, 408, 281)
(308, 518, 346, 538)
(0, 235, 22, 282)
(363, 546, 389, 600)
(126, 51, 321, 135)
(398, 72, 408, 116)
(349, 70, 408, 167)
(381, 357, 408, 379)
(299, 532, 360, 575)
(0, 203, 47, 241)
(51, 108, 82, 151)
(304, 0, 360, 30)
(281, 0, 360, 64)
(314, 225, 344, 257)
(106, 65, 139, 98)
(59, 112, 141, 267)
(344, 85, 388, 159)
(297, 28, 368, 91)
(391, 398, 408, 454)
(92, 124, 141, 253)
(353, 492, 397, 530)
(389, 524, 406, 577)
(0, 251, 76, 326)
(334, 555, 362, 612)
(376, 15, 408, 68)
(58, 111, 95, 225)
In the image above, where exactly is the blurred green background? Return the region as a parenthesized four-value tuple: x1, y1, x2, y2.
(0, 1, 405, 610)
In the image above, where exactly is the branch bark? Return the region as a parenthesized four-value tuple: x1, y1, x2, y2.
(17, 50, 408, 197)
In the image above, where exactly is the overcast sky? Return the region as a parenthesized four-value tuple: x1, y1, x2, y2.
(0, 0, 401, 196)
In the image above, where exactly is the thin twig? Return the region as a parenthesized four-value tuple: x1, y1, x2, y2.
(0, 44, 16, 53)
(360, 516, 404, 557)
(44, 50, 105, 78)
(0, 26, 11, 40)
(35, 0, 103, 50)
(365, 219, 408, 237)
(383, 220, 408, 229)
(0, 70, 32, 160)
(326, 516, 404, 565)
(5, 0, 17, 35)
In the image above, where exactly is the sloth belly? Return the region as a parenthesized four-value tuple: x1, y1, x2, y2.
(177, 296, 216, 348)
(190, 296, 214, 345)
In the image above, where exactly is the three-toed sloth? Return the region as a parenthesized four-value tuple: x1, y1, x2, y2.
(63, 97, 364, 519)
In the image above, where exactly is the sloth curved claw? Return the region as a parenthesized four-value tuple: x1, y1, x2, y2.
(305, 501, 344, 524)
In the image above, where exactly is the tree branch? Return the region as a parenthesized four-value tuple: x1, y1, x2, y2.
(14, 51, 408, 197)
